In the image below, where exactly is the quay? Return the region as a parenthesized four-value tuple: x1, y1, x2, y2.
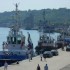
(0, 49, 70, 70)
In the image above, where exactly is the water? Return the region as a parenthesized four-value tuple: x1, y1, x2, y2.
(0, 27, 60, 50)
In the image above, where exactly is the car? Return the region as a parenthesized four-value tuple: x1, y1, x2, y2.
(43, 51, 53, 58)
(66, 45, 70, 51)
(51, 50, 58, 56)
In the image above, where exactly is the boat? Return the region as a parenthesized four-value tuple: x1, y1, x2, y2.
(56, 32, 70, 49)
(55, 28, 69, 49)
(63, 26, 70, 44)
(55, 34, 64, 49)
(35, 32, 55, 55)
(0, 3, 28, 66)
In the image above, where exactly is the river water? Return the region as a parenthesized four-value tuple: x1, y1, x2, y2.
(0, 27, 60, 50)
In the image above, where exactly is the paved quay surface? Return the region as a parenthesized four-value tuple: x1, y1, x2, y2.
(60, 64, 70, 70)
(0, 49, 70, 70)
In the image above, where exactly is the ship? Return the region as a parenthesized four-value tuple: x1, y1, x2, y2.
(56, 26, 70, 49)
(0, 3, 28, 66)
(35, 31, 55, 55)
(55, 34, 64, 49)
(63, 26, 70, 44)
(35, 10, 55, 54)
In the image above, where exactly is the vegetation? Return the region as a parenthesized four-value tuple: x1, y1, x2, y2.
(0, 8, 70, 29)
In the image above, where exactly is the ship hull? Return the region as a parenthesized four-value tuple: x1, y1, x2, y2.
(0, 54, 27, 67)
(35, 45, 56, 55)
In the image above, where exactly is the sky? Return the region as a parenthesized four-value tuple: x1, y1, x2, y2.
(0, 0, 70, 12)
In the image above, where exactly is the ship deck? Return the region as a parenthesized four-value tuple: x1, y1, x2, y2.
(0, 49, 70, 70)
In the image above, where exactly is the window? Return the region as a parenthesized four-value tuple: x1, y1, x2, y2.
(11, 37, 16, 44)
(17, 37, 21, 44)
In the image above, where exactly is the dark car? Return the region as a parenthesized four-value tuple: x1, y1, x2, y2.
(51, 50, 58, 56)
(43, 51, 53, 58)
(66, 45, 70, 51)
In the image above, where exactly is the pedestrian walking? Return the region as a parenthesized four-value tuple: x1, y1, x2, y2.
(43, 55, 46, 61)
(16, 61, 19, 64)
(28, 53, 31, 62)
(61, 45, 64, 51)
(4, 61, 8, 70)
(40, 53, 43, 61)
(37, 64, 41, 70)
(31, 54, 32, 60)
(44, 64, 48, 70)
(44, 57, 46, 61)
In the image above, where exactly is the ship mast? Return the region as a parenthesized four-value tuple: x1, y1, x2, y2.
(14, 3, 19, 32)
(15, 3, 18, 25)
(43, 9, 46, 34)
(10, 3, 20, 36)
(43, 9, 46, 24)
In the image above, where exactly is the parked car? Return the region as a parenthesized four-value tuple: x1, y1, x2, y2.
(66, 45, 70, 51)
(51, 50, 58, 56)
(43, 51, 53, 58)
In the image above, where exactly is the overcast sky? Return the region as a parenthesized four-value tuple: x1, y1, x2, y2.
(0, 0, 70, 12)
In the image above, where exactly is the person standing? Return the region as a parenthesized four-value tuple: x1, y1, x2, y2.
(37, 64, 41, 70)
(44, 64, 48, 70)
(4, 61, 8, 70)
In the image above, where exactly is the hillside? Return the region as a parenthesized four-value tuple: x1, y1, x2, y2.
(0, 8, 70, 29)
